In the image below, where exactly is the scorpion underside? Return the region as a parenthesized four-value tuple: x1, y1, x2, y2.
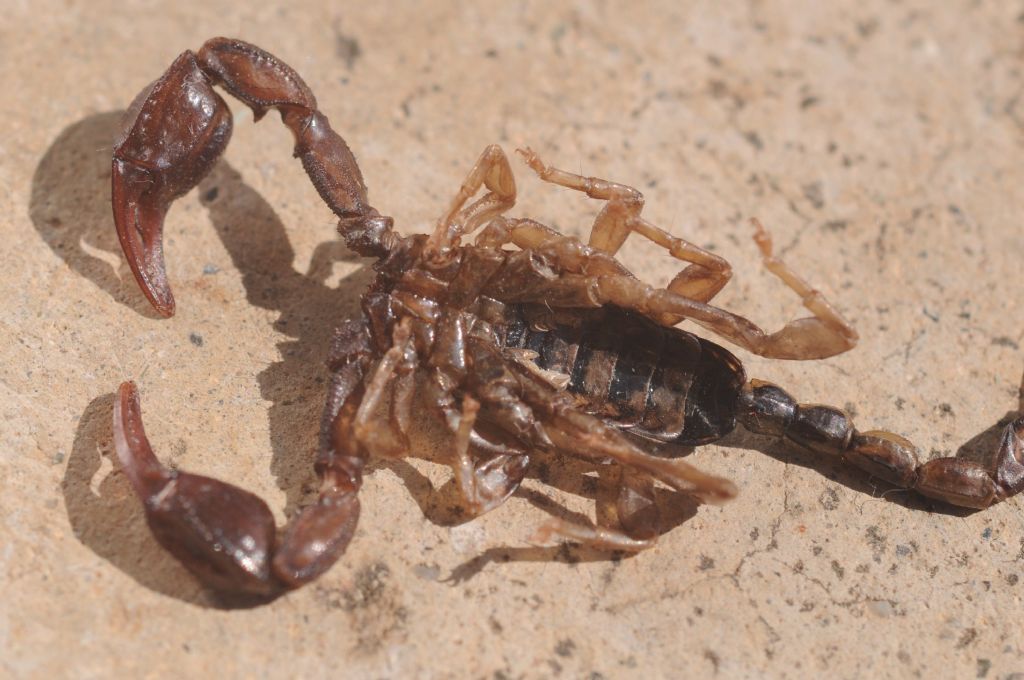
(109, 38, 1024, 596)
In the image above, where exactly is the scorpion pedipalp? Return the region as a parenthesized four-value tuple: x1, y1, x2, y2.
(112, 38, 395, 318)
(113, 382, 279, 594)
(112, 51, 233, 317)
(114, 375, 368, 595)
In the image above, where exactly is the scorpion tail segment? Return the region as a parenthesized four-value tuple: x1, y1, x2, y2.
(195, 38, 395, 258)
(738, 380, 1024, 510)
(914, 416, 1024, 507)
(112, 51, 233, 317)
(113, 382, 279, 595)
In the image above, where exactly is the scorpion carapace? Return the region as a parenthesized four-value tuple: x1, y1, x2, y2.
(109, 37, 1024, 596)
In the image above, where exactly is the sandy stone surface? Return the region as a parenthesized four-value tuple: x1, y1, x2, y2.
(4, 1, 1024, 678)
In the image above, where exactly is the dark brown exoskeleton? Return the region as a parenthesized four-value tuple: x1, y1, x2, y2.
(111, 38, 1024, 596)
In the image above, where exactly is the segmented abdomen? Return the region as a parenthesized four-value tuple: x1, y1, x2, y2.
(498, 305, 746, 445)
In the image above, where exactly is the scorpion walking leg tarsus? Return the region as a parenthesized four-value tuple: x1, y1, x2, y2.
(738, 380, 1024, 509)
(748, 218, 858, 357)
(516, 147, 732, 304)
(112, 37, 394, 317)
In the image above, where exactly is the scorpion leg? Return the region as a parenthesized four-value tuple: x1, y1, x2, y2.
(532, 518, 656, 552)
(427, 371, 531, 517)
(449, 395, 532, 516)
(351, 321, 415, 459)
(490, 218, 856, 360)
(747, 217, 859, 356)
(516, 147, 732, 304)
(428, 144, 517, 253)
(739, 380, 1024, 509)
(532, 466, 661, 551)
(466, 334, 737, 502)
(113, 37, 393, 316)
(526, 403, 682, 550)
(423, 312, 531, 516)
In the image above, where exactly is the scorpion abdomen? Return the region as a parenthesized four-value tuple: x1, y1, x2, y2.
(498, 305, 746, 445)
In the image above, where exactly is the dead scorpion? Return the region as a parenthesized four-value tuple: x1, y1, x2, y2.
(109, 38, 1024, 596)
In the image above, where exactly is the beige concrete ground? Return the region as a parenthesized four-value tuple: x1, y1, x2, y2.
(3, 1, 1024, 677)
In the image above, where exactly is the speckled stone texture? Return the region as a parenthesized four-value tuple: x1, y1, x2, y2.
(4, 1, 1024, 678)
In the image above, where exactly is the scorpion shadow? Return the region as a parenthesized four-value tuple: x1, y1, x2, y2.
(33, 113, 208, 606)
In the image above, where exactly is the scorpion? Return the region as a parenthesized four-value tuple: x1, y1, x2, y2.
(109, 38, 1024, 596)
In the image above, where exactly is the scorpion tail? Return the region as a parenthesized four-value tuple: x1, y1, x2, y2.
(736, 379, 1024, 509)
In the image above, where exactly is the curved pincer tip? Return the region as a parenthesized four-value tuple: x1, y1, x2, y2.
(113, 381, 170, 498)
(112, 161, 176, 317)
(111, 50, 233, 318)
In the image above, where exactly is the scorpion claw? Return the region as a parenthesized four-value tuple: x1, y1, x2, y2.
(112, 50, 233, 317)
(114, 382, 279, 595)
(111, 161, 177, 316)
(273, 490, 360, 588)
